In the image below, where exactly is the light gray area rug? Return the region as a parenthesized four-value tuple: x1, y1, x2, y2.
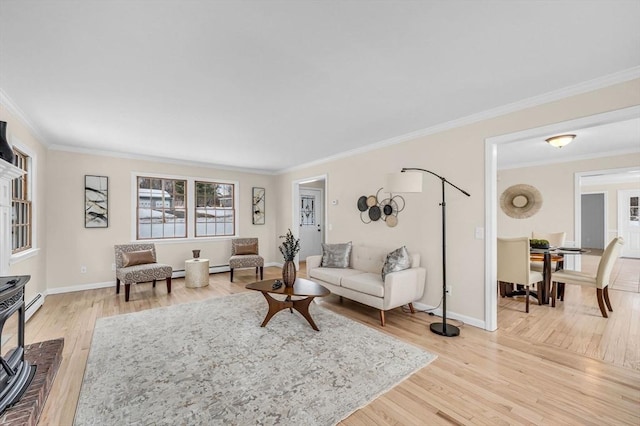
(75, 292, 436, 425)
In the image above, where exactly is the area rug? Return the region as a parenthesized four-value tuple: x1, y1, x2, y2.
(74, 292, 436, 425)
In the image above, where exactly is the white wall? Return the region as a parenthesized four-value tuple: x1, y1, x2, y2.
(498, 154, 640, 241)
(2, 78, 639, 326)
(276, 79, 640, 325)
(43, 150, 277, 290)
(0, 106, 48, 305)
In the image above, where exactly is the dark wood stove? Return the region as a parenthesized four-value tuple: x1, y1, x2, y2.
(0, 275, 36, 415)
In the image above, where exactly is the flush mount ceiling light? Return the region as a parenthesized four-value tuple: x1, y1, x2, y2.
(545, 134, 576, 148)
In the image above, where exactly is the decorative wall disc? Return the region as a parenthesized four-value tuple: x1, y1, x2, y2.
(366, 195, 377, 207)
(500, 184, 543, 219)
(385, 215, 398, 227)
(368, 205, 381, 221)
(357, 196, 368, 212)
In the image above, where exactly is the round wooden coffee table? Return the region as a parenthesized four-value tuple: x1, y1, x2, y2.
(246, 278, 330, 331)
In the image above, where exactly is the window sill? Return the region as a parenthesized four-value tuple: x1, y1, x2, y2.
(10, 247, 40, 264)
(133, 236, 238, 245)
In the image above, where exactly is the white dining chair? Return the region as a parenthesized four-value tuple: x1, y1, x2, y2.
(498, 237, 544, 313)
(530, 231, 566, 272)
(550, 237, 623, 318)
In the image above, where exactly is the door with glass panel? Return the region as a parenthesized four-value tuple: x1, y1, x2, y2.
(299, 188, 323, 261)
(618, 189, 640, 258)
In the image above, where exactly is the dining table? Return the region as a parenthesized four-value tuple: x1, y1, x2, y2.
(501, 247, 589, 305)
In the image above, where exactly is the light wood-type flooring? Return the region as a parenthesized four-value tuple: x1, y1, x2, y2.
(21, 261, 640, 425)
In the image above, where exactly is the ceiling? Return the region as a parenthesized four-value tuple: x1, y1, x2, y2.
(1, 1, 639, 173)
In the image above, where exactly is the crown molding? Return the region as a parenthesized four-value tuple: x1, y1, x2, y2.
(48, 144, 278, 175)
(498, 147, 640, 171)
(0, 88, 50, 146)
(278, 67, 640, 174)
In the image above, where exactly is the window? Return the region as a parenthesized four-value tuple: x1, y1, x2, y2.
(195, 181, 235, 237)
(137, 177, 187, 239)
(12, 149, 31, 253)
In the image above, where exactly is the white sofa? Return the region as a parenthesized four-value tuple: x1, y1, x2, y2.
(306, 245, 426, 326)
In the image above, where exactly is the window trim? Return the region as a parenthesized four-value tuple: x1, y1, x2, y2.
(10, 138, 37, 263)
(131, 172, 240, 242)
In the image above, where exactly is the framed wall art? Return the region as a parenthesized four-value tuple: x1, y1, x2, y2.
(85, 175, 108, 228)
(252, 187, 265, 225)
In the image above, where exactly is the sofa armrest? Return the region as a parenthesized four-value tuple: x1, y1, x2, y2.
(306, 255, 322, 271)
(383, 267, 426, 310)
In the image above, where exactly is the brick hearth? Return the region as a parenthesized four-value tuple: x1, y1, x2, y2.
(0, 338, 64, 426)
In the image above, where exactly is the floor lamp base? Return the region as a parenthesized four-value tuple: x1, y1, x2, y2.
(430, 322, 460, 337)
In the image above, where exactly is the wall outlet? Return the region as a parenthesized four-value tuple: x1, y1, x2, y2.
(446, 286, 452, 296)
(80, 266, 87, 273)
(475, 227, 484, 240)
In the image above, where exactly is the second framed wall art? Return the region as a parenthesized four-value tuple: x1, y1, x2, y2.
(252, 187, 265, 225)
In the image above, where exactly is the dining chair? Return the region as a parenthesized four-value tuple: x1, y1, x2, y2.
(498, 237, 544, 313)
(550, 237, 623, 318)
(530, 231, 566, 272)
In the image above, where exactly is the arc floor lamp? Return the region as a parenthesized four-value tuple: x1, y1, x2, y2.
(386, 168, 470, 337)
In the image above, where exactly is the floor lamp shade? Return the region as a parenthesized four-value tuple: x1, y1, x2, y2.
(385, 172, 423, 193)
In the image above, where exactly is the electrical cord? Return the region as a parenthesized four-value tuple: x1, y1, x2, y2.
(402, 299, 465, 329)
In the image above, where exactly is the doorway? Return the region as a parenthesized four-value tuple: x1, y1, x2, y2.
(581, 193, 606, 250)
(618, 189, 640, 258)
(299, 187, 324, 260)
(292, 175, 327, 267)
(485, 105, 640, 331)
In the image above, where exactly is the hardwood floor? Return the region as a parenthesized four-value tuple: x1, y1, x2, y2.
(22, 264, 640, 425)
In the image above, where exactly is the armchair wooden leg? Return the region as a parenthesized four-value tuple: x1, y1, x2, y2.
(125, 283, 131, 302)
(379, 310, 385, 326)
(230, 268, 234, 282)
(116, 278, 120, 294)
(525, 286, 530, 313)
(152, 279, 157, 288)
(603, 286, 613, 312)
(166, 277, 172, 294)
(259, 266, 263, 280)
(408, 303, 416, 314)
(596, 288, 608, 318)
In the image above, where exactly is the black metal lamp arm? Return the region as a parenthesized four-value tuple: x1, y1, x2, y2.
(400, 167, 470, 337)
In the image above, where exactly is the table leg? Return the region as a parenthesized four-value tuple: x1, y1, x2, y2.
(258, 292, 320, 331)
(542, 252, 551, 304)
(292, 297, 319, 331)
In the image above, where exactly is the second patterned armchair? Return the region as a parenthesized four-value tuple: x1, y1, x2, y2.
(229, 238, 264, 282)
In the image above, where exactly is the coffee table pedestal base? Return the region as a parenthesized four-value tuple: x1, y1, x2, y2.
(260, 292, 319, 331)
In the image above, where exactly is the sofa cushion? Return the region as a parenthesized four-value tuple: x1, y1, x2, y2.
(321, 242, 352, 268)
(309, 267, 362, 286)
(381, 246, 411, 280)
(341, 273, 385, 297)
(351, 245, 388, 274)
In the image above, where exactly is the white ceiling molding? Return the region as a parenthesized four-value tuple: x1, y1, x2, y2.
(0, 88, 49, 146)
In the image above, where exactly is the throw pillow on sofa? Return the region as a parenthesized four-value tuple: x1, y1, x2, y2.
(381, 246, 411, 280)
(321, 242, 352, 268)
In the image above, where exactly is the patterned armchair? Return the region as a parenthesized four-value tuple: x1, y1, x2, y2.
(114, 243, 173, 301)
(229, 238, 264, 282)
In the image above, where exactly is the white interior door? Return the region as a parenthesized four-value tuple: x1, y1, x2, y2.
(618, 189, 640, 258)
(299, 188, 323, 261)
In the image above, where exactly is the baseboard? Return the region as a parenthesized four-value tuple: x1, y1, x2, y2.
(47, 280, 114, 295)
(25, 292, 46, 322)
(46, 262, 282, 295)
(412, 301, 485, 330)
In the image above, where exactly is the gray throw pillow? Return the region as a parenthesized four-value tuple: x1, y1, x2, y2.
(321, 242, 352, 268)
(381, 246, 411, 280)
